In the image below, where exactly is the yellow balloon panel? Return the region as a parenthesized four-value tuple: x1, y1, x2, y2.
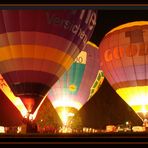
(116, 86, 148, 113)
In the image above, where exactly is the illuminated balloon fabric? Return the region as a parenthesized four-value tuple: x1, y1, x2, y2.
(48, 42, 104, 121)
(99, 21, 148, 117)
(0, 10, 97, 113)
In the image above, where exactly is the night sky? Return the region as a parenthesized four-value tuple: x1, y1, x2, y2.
(90, 9, 148, 46)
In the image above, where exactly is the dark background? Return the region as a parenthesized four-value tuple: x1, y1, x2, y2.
(90, 9, 148, 46)
(0, 0, 147, 4)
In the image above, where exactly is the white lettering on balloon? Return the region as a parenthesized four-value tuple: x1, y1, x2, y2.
(46, 10, 97, 44)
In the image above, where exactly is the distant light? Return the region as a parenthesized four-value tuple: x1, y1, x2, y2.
(132, 126, 146, 132)
(126, 121, 129, 125)
(0, 126, 5, 133)
(17, 127, 22, 133)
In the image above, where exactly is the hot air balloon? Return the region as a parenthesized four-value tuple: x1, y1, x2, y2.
(0, 10, 97, 115)
(48, 41, 104, 126)
(99, 21, 148, 122)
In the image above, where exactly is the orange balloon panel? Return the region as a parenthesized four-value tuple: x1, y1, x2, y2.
(99, 21, 148, 118)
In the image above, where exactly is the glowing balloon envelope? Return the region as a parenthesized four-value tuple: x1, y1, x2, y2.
(99, 21, 148, 120)
(48, 41, 104, 125)
(0, 10, 97, 114)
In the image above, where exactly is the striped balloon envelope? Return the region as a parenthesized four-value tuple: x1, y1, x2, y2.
(99, 21, 148, 120)
(48, 42, 104, 125)
(0, 10, 97, 114)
